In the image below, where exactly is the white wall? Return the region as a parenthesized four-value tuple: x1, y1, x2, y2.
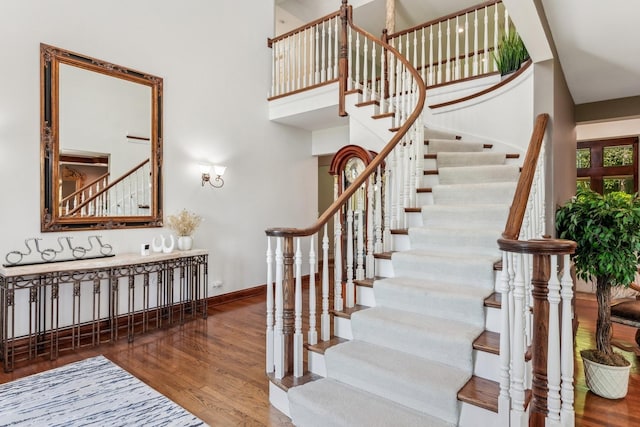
(0, 0, 316, 295)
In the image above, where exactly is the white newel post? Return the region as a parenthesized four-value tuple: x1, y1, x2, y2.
(274, 237, 285, 379)
(308, 235, 317, 346)
(294, 238, 303, 377)
(334, 177, 344, 312)
(321, 225, 331, 341)
(266, 237, 274, 374)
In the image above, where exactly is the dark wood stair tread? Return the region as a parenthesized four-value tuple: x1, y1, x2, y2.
(473, 330, 500, 355)
(268, 371, 323, 392)
(424, 153, 519, 159)
(345, 88, 362, 95)
(405, 207, 422, 213)
(355, 100, 379, 108)
(457, 376, 499, 413)
(493, 260, 502, 271)
(354, 277, 381, 288)
(423, 169, 439, 175)
(390, 228, 408, 235)
(417, 187, 433, 193)
(331, 304, 369, 319)
(373, 251, 394, 260)
(484, 292, 501, 309)
(372, 112, 394, 120)
(305, 337, 349, 355)
(424, 140, 493, 149)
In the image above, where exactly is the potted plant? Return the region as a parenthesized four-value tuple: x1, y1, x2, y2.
(556, 188, 640, 398)
(493, 26, 529, 76)
(167, 209, 202, 251)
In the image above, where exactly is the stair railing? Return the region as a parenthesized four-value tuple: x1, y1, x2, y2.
(265, 0, 425, 380)
(385, 1, 510, 86)
(64, 159, 151, 217)
(497, 113, 577, 427)
(59, 172, 109, 216)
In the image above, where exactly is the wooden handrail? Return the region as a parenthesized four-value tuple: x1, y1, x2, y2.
(267, 10, 341, 47)
(386, 0, 501, 40)
(266, 1, 426, 238)
(66, 159, 150, 216)
(501, 113, 549, 240)
(60, 172, 110, 206)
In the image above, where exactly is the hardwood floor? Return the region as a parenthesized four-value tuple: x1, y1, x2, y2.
(0, 291, 638, 426)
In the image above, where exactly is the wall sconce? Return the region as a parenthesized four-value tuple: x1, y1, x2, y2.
(201, 164, 226, 188)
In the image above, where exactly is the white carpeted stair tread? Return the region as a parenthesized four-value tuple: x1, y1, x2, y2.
(436, 152, 506, 167)
(438, 164, 520, 185)
(428, 139, 484, 153)
(288, 378, 456, 427)
(392, 250, 498, 289)
(421, 204, 510, 229)
(408, 226, 503, 257)
(325, 340, 470, 425)
(373, 276, 492, 326)
(432, 181, 516, 205)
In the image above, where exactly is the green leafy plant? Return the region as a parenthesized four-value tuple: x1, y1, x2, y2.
(493, 27, 529, 75)
(556, 188, 640, 366)
(167, 209, 202, 236)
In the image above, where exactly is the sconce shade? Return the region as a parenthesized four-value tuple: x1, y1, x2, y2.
(201, 164, 226, 188)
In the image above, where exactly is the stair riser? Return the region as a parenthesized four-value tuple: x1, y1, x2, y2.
(422, 174, 440, 188)
(308, 350, 327, 377)
(269, 382, 291, 418)
(417, 192, 434, 206)
(485, 305, 501, 332)
(374, 257, 394, 278)
(356, 285, 376, 307)
(392, 234, 410, 251)
(334, 316, 353, 340)
(458, 401, 499, 427)
(405, 211, 423, 228)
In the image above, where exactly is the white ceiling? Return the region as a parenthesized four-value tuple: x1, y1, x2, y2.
(276, 0, 640, 107)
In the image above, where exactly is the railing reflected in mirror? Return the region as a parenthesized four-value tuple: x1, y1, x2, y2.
(40, 43, 163, 231)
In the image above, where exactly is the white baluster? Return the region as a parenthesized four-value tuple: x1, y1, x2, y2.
(347, 27, 353, 90)
(271, 41, 276, 96)
(498, 250, 512, 426)
(321, 21, 327, 82)
(355, 32, 361, 92)
(464, 13, 469, 78)
(286, 36, 291, 93)
(547, 255, 562, 425)
(379, 49, 386, 113)
(266, 237, 274, 373)
(505, 8, 510, 36)
(274, 237, 284, 378)
(314, 26, 320, 84)
(455, 16, 460, 80)
(510, 253, 527, 425)
(367, 175, 375, 278)
(363, 38, 369, 101)
(437, 22, 442, 84)
(321, 225, 330, 341)
(445, 19, 451, 82)
(296, 32, 301, 90)
(421, 27, 426, 83)
(327, 20, 333, 80)
(333, 178, 343, 312)
(429, 25, 434, 86)
(303, 29, 308, 88)
(494, 3, 499, 73)
(294, 238, 303, 377)
(334, 17, 339, 79)
(560, 254, 575, 427)
(413, 31, 418, 77)
(383, 162, 392, 252)
(473, 9, 479, 76)
(308, 235, 317, 346)
(356, 189, 365, 281)
(346, 203, 355, 308)
(484, 6, 489, 74)
(370, 43, 377, 103)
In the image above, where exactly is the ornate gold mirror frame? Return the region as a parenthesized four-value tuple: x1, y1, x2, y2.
(40, 43, 163, 231)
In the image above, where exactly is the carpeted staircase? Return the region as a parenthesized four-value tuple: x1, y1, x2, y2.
(288, 138, 519, 426)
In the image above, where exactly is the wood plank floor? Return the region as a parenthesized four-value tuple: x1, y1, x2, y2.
(0, 291, 638, 426)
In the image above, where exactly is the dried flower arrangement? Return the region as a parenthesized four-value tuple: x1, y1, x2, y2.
(166, 209, 202, 236)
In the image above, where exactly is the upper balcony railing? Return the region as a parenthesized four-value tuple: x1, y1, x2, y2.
(268, 1, 511, 100)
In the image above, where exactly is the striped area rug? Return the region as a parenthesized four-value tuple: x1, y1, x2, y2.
(0, 355, 205, 426)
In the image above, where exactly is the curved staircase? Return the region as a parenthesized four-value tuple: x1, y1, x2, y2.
(288, 138, 520, 426)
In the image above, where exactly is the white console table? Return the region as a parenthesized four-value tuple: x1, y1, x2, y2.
(0, 250, 208, 372)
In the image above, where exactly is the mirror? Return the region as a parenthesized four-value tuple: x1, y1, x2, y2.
(40, 44, 163, 231)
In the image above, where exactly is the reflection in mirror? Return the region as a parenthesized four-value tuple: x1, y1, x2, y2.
(40, 44, 163, 231)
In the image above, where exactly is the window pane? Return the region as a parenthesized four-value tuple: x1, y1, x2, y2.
(603, 145, 633, 167)
(576, 148, 590, 168)
(603, 176, 634, 194)
(576, 178, 591, 191)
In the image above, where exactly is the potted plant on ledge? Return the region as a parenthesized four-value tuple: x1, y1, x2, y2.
(167, 209, 202, 251)
(493, 26, 529, 76)
(556, 188, 640, 399)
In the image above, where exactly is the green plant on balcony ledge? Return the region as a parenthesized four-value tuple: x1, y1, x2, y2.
(493, 27, 529, 76)
(556, 188, 640, 398)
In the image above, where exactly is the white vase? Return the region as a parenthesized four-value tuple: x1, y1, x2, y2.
(582, 356, 630, 399)
(177, 236, 193, 251)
